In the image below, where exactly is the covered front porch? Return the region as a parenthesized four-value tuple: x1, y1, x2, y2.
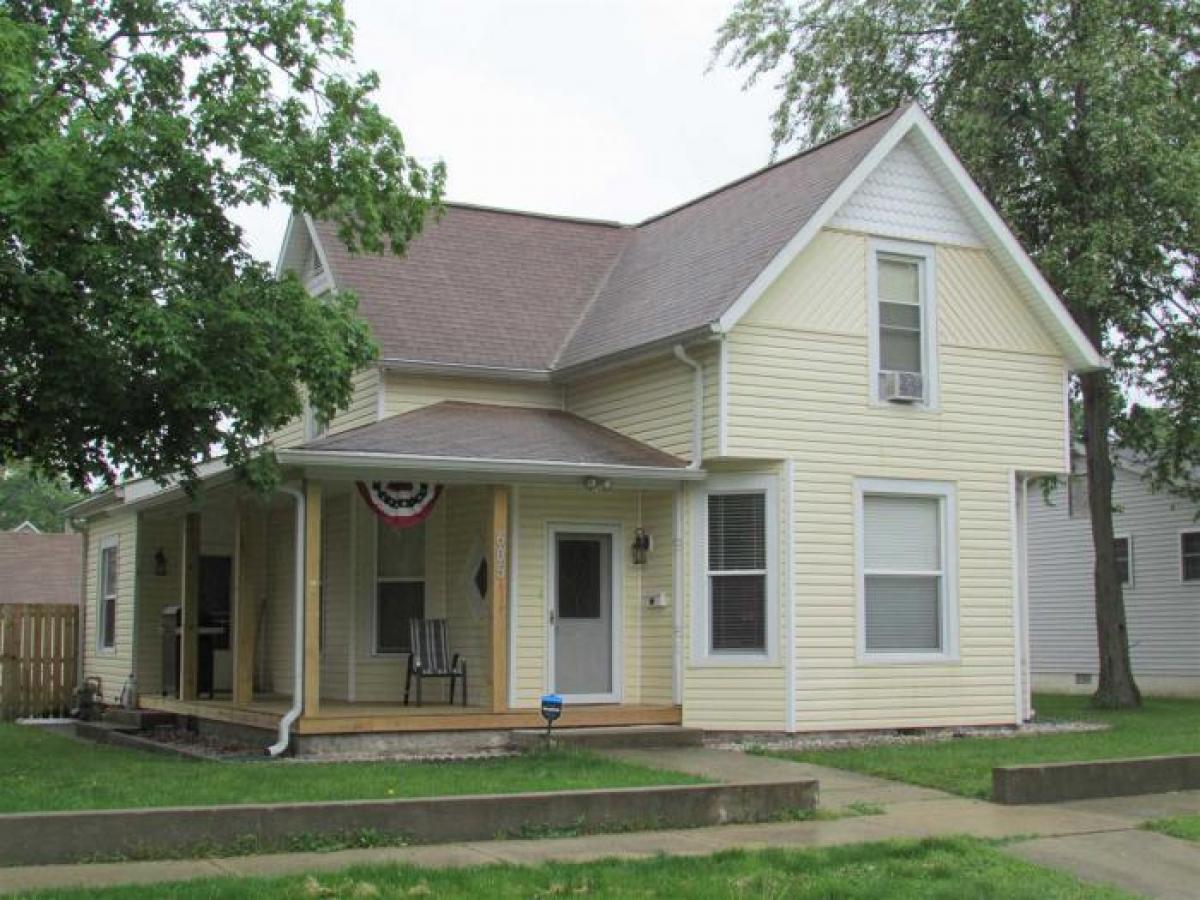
(132, 403, 699, 742)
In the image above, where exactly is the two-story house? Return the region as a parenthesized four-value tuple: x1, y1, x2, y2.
(71, 104, 1103, 753)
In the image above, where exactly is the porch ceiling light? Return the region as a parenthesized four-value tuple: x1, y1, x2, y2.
(583, 476, 613, 493)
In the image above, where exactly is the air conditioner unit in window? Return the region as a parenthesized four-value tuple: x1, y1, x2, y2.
(881, 371, 924, 403)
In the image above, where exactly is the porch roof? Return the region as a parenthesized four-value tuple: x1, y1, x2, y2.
(278, 401, 702, 480)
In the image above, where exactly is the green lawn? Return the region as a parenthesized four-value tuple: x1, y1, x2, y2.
(1146, 815, 1200, 843)
(0, 724, 702, 813)
(25, 838, 1129, 899)
(763, 694, 1200, 799)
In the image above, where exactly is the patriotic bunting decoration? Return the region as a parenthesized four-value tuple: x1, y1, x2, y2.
(356, 481, 442, 529)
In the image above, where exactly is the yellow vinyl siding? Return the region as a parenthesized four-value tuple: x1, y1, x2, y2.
(82, 509, 137, 704)
(133, 512, 179, 698)
(638, 490, 676, 705)
(511, 485, 675, 708)
(383, 372, 562, 417)
(318, 493, 351, 700)
(267, 366, 381, 449)
(680, 462, 790, 731)
(563, 343, 717, 462)
(725, 228, 1067, 731)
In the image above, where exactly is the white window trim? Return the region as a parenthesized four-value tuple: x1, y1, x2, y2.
(1180, 528, 1200, 584)
(1113, 533, 1133, 589)
(855, 478, 959, 664)
(867, 238, 939, 410)
(96, 535, 119, 654)
(371, 517, 426, 658)
(691, 473, 779, 666)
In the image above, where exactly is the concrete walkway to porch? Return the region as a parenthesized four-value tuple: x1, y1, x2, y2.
(3, 749, 1199, 898)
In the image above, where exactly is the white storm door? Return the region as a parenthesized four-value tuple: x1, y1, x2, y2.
(550, 529, 618, 702)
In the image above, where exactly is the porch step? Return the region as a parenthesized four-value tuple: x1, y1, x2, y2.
(509, 725, 704, 751)
(101, 708, 179, 731)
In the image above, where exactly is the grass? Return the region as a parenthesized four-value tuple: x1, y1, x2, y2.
(24, 837, 1131, 899)
(1145, 815, 1200, 843)
(761, 693, 1200, 799)
(0, 723, 704, 813)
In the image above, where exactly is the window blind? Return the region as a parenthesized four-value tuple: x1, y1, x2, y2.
(864, 494, 942, 653)
(708, 492, 767, 653)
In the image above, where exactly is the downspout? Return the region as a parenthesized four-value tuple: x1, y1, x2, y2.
(267, 484, 306, 757)
(672, 344, 703, 470)
(671, 345, 704, 707)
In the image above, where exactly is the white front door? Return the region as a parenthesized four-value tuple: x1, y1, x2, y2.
(550, 528, 619, 702)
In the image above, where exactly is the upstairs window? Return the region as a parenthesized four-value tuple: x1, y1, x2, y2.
(1182, 531, 1200, 582)
(870, 241, 936, 406)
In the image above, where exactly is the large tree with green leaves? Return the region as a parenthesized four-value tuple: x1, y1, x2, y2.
(716, 0, 1199, 708)
(1, 0, 445, 489)
(0, 461, 82, 531)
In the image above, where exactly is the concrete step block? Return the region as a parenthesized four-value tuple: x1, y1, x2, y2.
(510, 725, 704, 752)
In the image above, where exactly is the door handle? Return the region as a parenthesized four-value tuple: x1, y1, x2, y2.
(548, 609, 556, 625)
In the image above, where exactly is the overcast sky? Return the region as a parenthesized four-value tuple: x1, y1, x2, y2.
(231, 0, 779, 263)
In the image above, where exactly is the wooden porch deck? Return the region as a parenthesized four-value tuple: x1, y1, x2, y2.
(140, 695, 682, 736)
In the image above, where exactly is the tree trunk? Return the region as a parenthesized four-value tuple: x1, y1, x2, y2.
(1080, 369, 1141, 709)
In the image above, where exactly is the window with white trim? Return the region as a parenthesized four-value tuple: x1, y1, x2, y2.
(708, 492, 767, 652)
(97, 540, 118, 651)
(859, 482, 956, 658)
(696, 474, 778, 663)
(375, 520, 425, 654)
(870, 242, 935, 405)
(1114, 536, 1132, 587)
(1182, 532, 1200, 582)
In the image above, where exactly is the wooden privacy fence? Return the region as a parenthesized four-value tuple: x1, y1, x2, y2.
(0, 604, 79, 720)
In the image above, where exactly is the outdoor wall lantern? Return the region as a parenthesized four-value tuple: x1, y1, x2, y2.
(154, 547, 168, 577)
(632, 527, 652, 565)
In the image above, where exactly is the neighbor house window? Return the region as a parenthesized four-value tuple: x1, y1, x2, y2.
(375, 521, 425, 654)
(858, 480, 957, 659)
(1182, 531, 1200, 582)
(870, 241, 936, 405)
(1114, 536, 1132, 587)
(696, 474, 778, 662)
(97, 539, 118, 651)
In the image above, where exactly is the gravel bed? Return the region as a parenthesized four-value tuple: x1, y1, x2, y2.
(710, 719, 1109, 753)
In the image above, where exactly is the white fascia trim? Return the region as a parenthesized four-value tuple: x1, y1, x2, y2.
(273, 213, 298, 279)
(716, 105, 1105, 374)
(717, 107, 920, 334)
(854, 476, 960, 665)
(302, 213, 335, 287)
(377, 358, 554, 382)
(277, 448, 707, 482)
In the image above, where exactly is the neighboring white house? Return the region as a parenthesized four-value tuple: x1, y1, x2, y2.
(1028, 457, 1200, 696)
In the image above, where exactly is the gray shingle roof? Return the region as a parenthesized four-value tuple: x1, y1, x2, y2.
(309, 107, 907, 373)
(301, 401, 689, 469)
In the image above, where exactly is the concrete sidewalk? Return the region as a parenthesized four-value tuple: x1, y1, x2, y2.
(2, 750, 1198, 898)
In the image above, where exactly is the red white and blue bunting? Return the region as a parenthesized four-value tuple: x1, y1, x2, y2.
(356, 481, 442, 529)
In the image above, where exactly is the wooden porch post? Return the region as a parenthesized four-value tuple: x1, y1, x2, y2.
(490, 485, 510, 712)
(179, 512, 201, 701)
(302, 480, 322, 718)
(232, 500, 264, 706)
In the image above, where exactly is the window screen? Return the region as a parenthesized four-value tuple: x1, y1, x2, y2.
(1182, 533, 1200, 582)
(863, 495, 943, 653)
(877, 256, 923, 377)
(707, 493, 767, 652)
(557, 538, 602, 619)
(376, 522, 426, 654)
